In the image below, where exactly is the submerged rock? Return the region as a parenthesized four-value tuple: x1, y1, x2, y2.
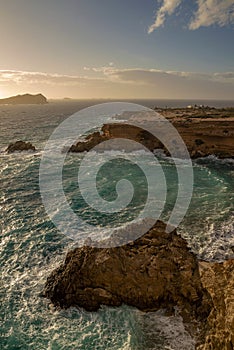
(6, 140, 36, 153)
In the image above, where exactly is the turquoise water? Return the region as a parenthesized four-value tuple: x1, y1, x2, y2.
(1, 101, 233, 350)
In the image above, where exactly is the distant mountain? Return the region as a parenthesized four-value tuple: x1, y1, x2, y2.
(0, 93, 48, 105)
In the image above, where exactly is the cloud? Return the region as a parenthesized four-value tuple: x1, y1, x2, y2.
(0, 70, 104, 86)
(103, 67, 234, 98)
(166, 70, 234, 83)
(1, 68, 233, 86)
(189, 0, 234, 30)
(213, 71, 234, 80)
(81, 65, 234, 97)
(83, 63, 117, 76)
(148, 0, 182, 33)
(89, 66, 234, 84)
(148, 0, 234, 32)
(0, 67, 233, 99)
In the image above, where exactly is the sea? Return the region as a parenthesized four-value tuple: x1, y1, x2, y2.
(1, 99, 234, 350)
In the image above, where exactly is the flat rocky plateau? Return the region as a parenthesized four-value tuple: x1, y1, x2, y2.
(69, 107, 234, 159)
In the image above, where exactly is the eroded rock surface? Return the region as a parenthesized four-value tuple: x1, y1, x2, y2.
(43, 220, 234, 349)
(197, 260, 234, 350)
(69, 108, 234, 158)
(44, 221, 211, 319)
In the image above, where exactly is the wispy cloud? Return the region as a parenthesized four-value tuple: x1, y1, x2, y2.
(166, 70, 234, 83)
(189, 0, 234, 30)
(85, 66, 234, 84)
(0, 70, 104, 86)
(148, 0, 182, 33)
(1, 68, 233, 86)
(83, 63, 116, 75)
(0, 67, 233, 99)
(148, 0, 234, 32)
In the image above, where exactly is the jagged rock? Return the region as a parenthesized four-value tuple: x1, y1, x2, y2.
(69, 124, 162, 153)
(0, 93, 47, 105)
(6, 141, 36, 153)
(69, 132, 107, 152)
(43, 221, 211, 321)
(43, 220, 234, 349)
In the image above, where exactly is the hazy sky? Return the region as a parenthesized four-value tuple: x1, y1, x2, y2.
(0, 0, 233, 99)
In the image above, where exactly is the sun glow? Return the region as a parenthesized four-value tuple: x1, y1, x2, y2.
(0, 89, 8, 99)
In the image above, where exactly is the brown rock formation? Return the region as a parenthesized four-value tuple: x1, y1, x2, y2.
(69, 124, 162, 153)
(197, 260, 234, 350)
(43, 221, 234, 349)
(43, 221, 211, 319)
(69, 131, 107, 152)
(172, 118, 234, 159)
(6, 140, 36, 153)
(69, 108, 234, 158)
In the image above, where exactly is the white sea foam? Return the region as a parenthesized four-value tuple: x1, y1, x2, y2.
(1, 102, 233, 350)
(136, 309, 196, 350)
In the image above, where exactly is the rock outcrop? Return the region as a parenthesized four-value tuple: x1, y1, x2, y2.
(43, 221, 234, 349)
(6, 140, 36, 153)
(0, 93, 47, 105)
(69, 108, 234, 158)
(43, 221, 211, 319)
(197, 260, 234, 350)
(69, 131, 107, 152)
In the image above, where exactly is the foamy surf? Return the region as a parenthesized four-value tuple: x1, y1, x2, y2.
(1, 101, 233, 349)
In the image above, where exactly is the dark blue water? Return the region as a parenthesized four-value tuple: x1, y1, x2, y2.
(1, 100, 233, 350)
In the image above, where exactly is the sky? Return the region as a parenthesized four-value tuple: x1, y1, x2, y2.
(0, 0, 233, 99)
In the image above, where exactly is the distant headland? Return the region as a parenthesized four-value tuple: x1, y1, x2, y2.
(0, 93, 47, 105)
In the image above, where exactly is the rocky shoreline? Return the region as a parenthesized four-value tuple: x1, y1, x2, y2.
(40, 106, 234, 349)
(43, 221, 233, 350)
(197, 260, 234, 350)
(69, 107, 234, 159)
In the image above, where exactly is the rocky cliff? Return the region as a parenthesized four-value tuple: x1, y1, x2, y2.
(0, 93, 47, 105)
(43, 221, 233, 350)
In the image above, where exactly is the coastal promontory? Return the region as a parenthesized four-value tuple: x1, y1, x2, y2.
(69, 107, 234, 159)
(0, 93, 47, 105)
